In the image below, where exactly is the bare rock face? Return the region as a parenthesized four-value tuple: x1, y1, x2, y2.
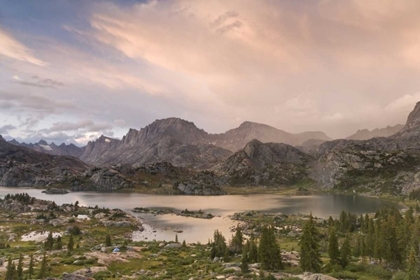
(214, 139, 313, 186)
(80, 124, 232, 169)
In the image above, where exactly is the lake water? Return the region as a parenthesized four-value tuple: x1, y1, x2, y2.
(0, 187, 399, 243)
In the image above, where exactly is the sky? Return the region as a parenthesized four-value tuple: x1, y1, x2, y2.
(1, 0, 420, 145)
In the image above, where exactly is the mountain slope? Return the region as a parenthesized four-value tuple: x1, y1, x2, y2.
(214, 139, 313, 186)
(0, 136, 88, 187)
(210, 121, 330, 152)
(80, 121, 232, 169)
(309, 102, 420, 195)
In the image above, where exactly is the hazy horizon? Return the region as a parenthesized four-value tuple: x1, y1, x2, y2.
(1, 0, 420, 144)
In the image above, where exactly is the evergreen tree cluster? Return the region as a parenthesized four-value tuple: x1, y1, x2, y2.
(44, 232, 63, 251)
(5, 254, 39, 280)
(210, 225, 283, 272)
(324, 207, 420, 274)
(3, 193, 34, 205)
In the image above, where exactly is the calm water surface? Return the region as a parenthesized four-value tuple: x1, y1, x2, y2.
(0, 187, 398, 243)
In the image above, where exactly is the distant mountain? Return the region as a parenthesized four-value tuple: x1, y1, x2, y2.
(210, 121, 330, 152)
(346, 124, 404, 140)
(80, 119, 232, 169)
(309, 102, 420, 194)
(213, 139, 313, 186)
(0, 136, 88, 187)
(80, 118, 330, 168)
(8, 139, 85, 158)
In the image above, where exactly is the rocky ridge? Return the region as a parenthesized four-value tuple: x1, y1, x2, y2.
(346, 124, 404, 140)
(8, 139, 85, 158)
(214, 139, 313, 186)
(80, 118, 330, 168)
(0, 138, 88, 187)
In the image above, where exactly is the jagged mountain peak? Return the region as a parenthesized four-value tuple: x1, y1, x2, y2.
(38, 139, 48, 145)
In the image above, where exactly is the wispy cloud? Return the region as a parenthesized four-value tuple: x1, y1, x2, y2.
(0, 27, 47, 66)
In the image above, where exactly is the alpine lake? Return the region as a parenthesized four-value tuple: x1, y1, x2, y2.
(0, 186, 399, 243)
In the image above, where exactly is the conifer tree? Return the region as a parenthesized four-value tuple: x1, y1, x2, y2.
(406, 246, 420, 280)
(5, 256, 14, 280)
(44, 232, 54, 251)
(37, 252, 47, 279)
(67, 235, 74, 253)
(365, 217, 375, 260)
(328, 227, 340, 265)
(299, 213, 322, 272)
(17, 253, 23, 280)
(56, 236, 63, 250)
(213, 230, 228, 258)
(258, 226, 283, 271)
(241, 241, 249, 273)
(230, 225, 243, 254)
(248, 233, 258, 263)
(105, 234, 112, 247)
(340, 234, 351, 268)
(28, 254, 34, 279)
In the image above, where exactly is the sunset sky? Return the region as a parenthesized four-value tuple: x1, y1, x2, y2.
(1, 0, 420, 144)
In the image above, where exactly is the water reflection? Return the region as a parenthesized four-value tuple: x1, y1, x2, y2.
(0, 187, 399, 243)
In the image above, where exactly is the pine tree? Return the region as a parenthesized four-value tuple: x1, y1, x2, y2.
(67, 235, 74, 253)
(354, 234, 363, 258)
(230, 225, 243, 254)
(299, 213, 322, 272)
(249, 233, 258, 263)
(212, 230, 228, 258)
(406, 246, 420, 280)
(37, 252, 47, 279)
(5, 256, 14, 280)
(340, 234, 351, 268)
(258, 226, 283, 271)
(365, 217, 375, 260)
(328, 227, 340, 265)
(406, 218, 420, 280)
(17, 253, 23, 280)
(105, 234, 112, 247)
(44, 231, 54, 251)
(56, 236, 63, 250)
(28, 254, 34, 279)
(241, 241, 249, 273)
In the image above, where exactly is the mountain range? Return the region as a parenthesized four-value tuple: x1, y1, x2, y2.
(79, 118, 330, 168)
(3, 102, 420, 196)
(346, 124, 404, 140)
